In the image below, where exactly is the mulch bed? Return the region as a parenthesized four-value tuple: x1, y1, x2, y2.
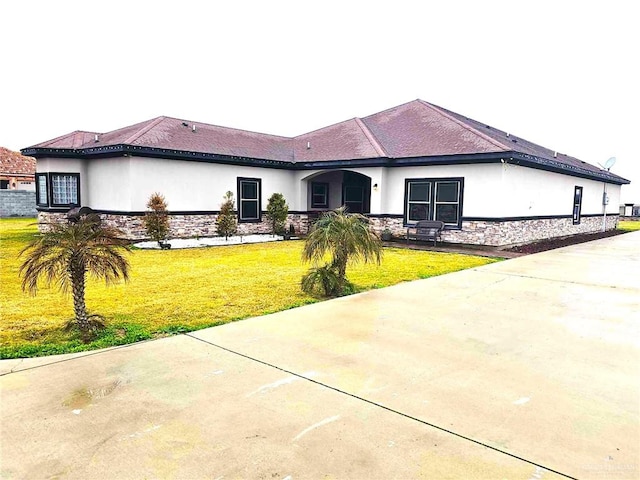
(505, 230, 627, 254)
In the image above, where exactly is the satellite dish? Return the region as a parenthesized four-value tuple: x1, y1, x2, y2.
(603, 157, 616, 170)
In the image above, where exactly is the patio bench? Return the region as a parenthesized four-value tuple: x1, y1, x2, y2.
(406, 220, 445, 246)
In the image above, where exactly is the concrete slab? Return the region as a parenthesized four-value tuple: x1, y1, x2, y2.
(190, 232, 640, 479)
(1, 335, 557, 479)
(2, 231, 638, 479)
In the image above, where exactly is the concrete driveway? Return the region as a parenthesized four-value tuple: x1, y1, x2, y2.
(2, 232, 639, 479)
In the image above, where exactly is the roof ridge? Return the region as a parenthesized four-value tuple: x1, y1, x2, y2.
(32, 130, 98, 148)
(124, 116, 167, 144)
(160, 115, 293, 140)
(417, 100, 509, 151)
(293, 117, 361, 138)
(361, 98, 422, 120)
(354, 117, 388, 157)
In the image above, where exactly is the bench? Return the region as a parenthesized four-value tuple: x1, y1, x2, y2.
(406, 220, 445, 246)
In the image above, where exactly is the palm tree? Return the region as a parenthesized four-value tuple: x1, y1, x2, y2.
(302, 206, 382, 296)
(19, 215, 131, 341)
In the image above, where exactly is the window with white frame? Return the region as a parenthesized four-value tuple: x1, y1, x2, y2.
(404, 177, 463, 227)
(238, 177, 261, 222)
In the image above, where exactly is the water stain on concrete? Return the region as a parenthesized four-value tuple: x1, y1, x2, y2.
(62, 378, 124, 409)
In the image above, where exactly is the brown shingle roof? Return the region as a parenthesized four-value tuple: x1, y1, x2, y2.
(0, 147, 36, 175)
(31, 116, 294, 162)
(293, 118, 385, 161)
(23, 100, 628, 183)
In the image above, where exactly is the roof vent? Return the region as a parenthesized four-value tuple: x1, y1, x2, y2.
(94, 134, 99, 143)
(192, 124, 197, 133)
(182, 122, 188, 127)
(506, 132, 510, 137)
(307, 141, 311, 150)
(553, 151, 557, 158)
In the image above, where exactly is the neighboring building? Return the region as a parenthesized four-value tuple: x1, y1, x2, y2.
(620, 204, 632, 216)
(0, 147, 37, 217)
(23, 100, 630, 246)
(0, 147, 36, 191)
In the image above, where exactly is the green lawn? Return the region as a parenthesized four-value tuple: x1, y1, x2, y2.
(0, 218, 498, 358)
(618, 220, 640, 232)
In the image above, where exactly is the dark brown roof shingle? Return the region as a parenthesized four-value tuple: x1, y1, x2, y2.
(23, 100, 628, 183)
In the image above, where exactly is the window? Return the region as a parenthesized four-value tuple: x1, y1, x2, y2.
(238, 177, 261, 222)
(311, 182, 329, 208)
(434, 181, 460, 224)
(572, 186, 583, 225)
(51, 174, 80, 207)
(36, 174, 48, 205)
(35, 173, 80, 208)
(404, 177, 463, 228)
(407, 182, 431, 222)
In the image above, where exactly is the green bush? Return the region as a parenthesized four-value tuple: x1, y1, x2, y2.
(143, 193, 170, 244)
(217, 191, 237, 240)
(266, 193, 288, 235)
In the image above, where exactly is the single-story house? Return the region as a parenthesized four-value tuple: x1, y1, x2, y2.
(23, 99, 629, 246)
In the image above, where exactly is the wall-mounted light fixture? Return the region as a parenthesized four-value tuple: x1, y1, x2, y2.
(373, 183, 379, 191)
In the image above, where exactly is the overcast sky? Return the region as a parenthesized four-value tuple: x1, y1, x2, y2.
(2, 0, 638, 202)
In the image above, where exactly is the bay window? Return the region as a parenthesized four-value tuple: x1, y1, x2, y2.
(35, 172, 80, 208)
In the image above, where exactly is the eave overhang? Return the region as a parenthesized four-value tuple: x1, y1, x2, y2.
(22, 146, 630, 185)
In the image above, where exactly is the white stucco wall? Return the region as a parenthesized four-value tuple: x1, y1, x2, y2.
(384, 163, 503, 217)
(36, 157, 88, 205)
(36, 155, 622, 221)
(125, 157, 298, 212)
(86, 157, 132, 210)
(500, 164, 621, 217)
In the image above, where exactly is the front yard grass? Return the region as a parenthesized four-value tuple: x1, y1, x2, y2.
(618, 220, 640, 232)
(1, 218, 498, 358)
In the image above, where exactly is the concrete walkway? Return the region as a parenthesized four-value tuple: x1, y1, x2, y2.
(2, 232, 639, 479)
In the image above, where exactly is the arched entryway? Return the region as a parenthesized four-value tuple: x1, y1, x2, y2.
(303, 170, 371, 214)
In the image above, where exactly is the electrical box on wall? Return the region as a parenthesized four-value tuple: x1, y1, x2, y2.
(602, 192, 609, 205)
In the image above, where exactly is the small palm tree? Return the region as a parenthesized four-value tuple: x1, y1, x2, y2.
(302, 206, 382, 296)
(19, 215, 131, 341)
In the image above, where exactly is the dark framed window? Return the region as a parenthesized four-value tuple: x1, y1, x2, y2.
(572, 186, 583, 225)
(35, 172, 80, 208)
(237, 177, 261, 222)
(311, 182, 329, 208)
(404, 177, 463, 228)
(36, 173, 48, 206)
(50, 173, 80, 207)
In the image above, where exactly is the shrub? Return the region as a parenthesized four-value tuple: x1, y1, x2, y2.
(143, 193, 170, 245)
(302, 206, 382, 294)
(266, 193, 288, 235)
(217, 191, 237, 240)
(301, 264, 340, 297)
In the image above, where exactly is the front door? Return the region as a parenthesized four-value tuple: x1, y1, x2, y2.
(343, 185, 364, 213)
